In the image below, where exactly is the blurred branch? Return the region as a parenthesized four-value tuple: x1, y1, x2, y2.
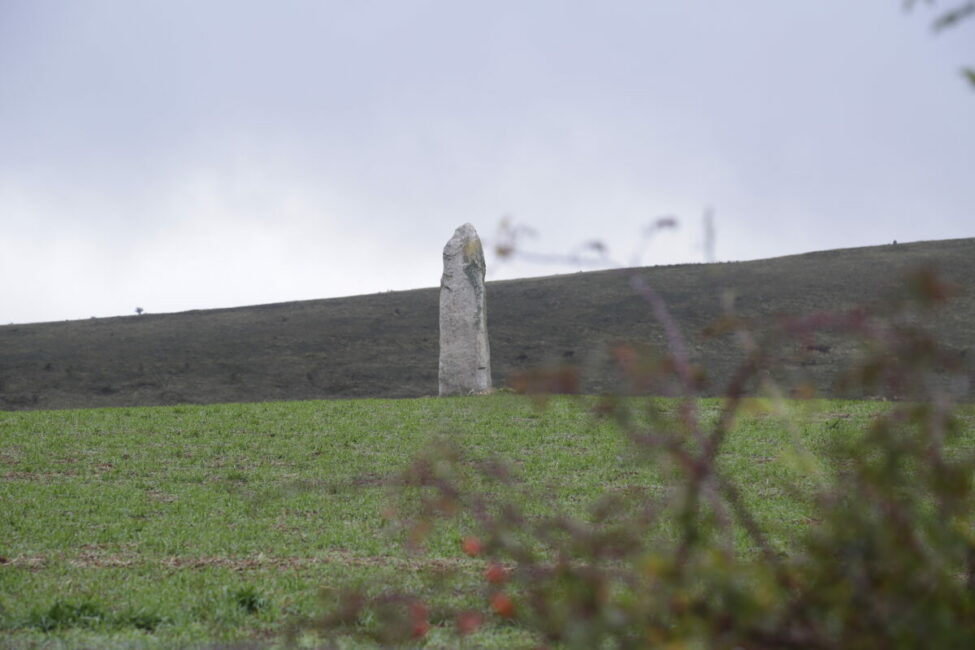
(492, 215, 680, 270)
(904, 0, 975, 88)
(929, 1, 975, 31)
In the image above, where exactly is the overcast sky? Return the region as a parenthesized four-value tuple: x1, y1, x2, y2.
(1, 0, 972, 325)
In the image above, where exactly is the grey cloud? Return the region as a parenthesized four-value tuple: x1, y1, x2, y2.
(0, 0, 971, 323)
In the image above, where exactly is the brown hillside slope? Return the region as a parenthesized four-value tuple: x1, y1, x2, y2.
(1, 238, 972, 410)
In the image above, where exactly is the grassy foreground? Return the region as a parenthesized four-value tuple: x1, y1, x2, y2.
(1, 395, 971, 648)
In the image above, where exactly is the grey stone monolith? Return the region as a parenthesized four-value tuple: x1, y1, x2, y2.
(439, 223, 492, 396)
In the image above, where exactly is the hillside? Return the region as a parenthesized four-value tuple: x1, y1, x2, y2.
(1, 238, 973, 411)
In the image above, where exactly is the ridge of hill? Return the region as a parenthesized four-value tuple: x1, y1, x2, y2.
(1, 238, 972, 410)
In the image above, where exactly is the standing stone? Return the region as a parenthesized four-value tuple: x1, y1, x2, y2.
(439, 223, 492, 396)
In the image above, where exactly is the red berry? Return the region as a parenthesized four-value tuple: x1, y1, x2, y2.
(461, 536, 482, 557)
(408, 601, 429, 638)
(490, 592, 516, 618)
(456, 610, 482, 636)
(484, 562, 507, 584)
(411, 620, 430, 638)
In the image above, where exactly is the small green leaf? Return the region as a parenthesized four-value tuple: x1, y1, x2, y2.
(932, 3, 975, 31)
(962, 67, 975, 89)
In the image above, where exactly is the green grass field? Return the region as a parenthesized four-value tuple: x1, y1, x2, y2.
(1, 395, 971, 648)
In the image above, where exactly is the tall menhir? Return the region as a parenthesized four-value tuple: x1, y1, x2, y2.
(439, 223, 492, 396)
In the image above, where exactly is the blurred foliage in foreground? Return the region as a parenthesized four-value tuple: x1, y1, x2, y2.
(907, 0, 975, 87)
(311, 268, 974, 649)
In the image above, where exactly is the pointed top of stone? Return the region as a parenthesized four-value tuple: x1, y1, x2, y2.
(445, 224, 484, 268)
(442, 221, 482, 253)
